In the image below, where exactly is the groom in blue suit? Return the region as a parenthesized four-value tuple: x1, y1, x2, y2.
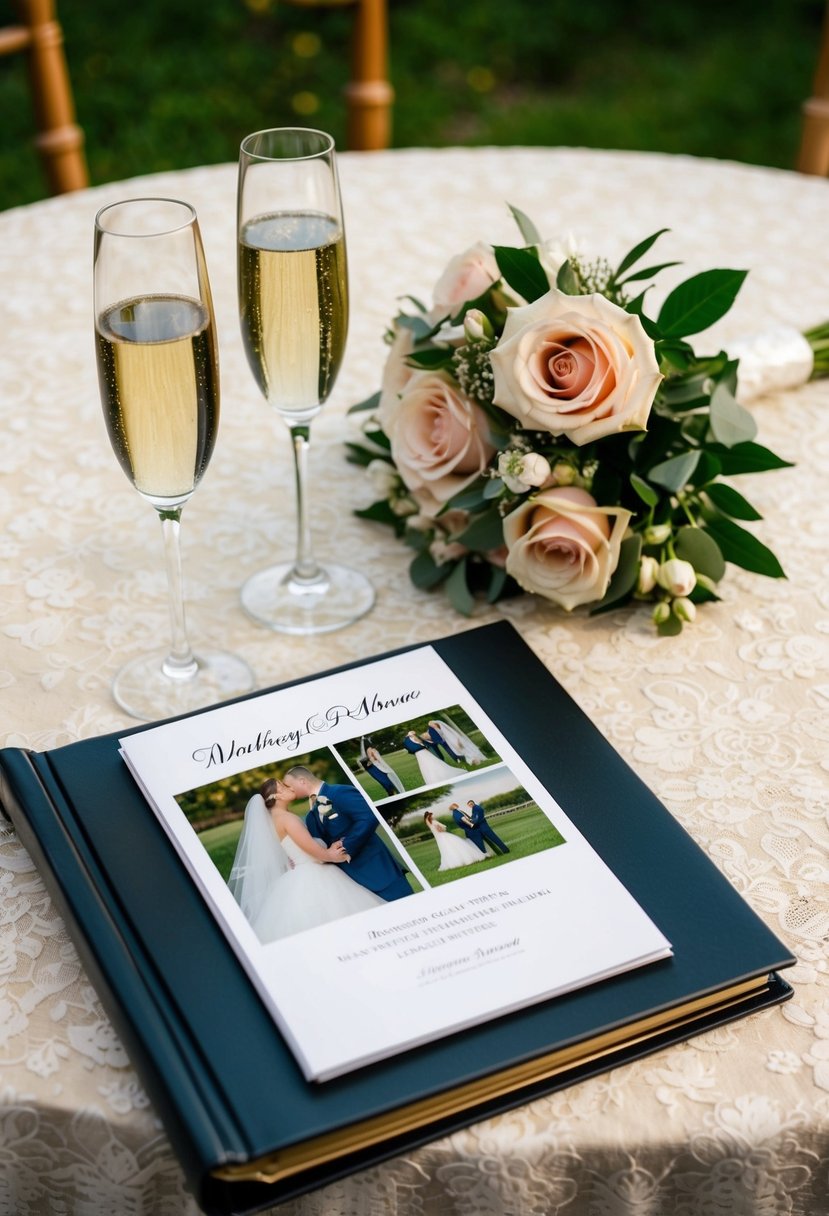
(467, 799, 510, 855)
(283, 766, 412, 902)
(449, 802, 486, 854)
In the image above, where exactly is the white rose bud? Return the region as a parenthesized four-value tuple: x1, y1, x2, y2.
(652, 602, 671, 625)
(643, 523, 672, 546)
(672, 597, 697, 623)
(657, 558, 696, 597)
(695, 573, 718, 594)
(390, 495, 418, 517)
(463, 308, 494, 343)
(520, 452, 552, 488)
(366, 458, 398, 499)
(637, 554, 659, 595)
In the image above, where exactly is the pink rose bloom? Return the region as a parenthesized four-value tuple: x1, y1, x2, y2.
(490, 289, 662, 446)
(386, 372, 496, 513)
(376, 323, 417, 433)
(503, 485, 632, 610)
(432, 242, 500, 315)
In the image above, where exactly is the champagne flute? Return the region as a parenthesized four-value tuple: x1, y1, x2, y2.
(94, 197, 255, 720)
(237, 127, 375, 633)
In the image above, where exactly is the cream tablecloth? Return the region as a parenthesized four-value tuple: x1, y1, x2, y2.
(1, 148, 828, 1215)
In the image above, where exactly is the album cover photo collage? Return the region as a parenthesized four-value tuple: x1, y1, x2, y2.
(175, 704, 566, 945)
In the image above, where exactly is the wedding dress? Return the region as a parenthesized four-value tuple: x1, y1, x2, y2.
(428, 820, 487, 870)
(365, 747, 405, 793)
(414, 748, 460, 783)
(228, 795, 384, 943)
(432, 719, 486, 765)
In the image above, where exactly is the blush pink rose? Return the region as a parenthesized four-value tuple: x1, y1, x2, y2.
(376, 323, 417, 433)
(503, 485, 632, 610)
(432, 242, 501, 314)
(490, 289, 661, 446)
(386, 372, 496, 513)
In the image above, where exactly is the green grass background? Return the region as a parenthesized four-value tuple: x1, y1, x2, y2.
(341, 727, 497, 800)
(401, 802, 565, 888)
(0, 0, 823, 211)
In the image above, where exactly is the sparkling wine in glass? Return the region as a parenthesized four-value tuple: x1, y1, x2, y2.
(94, 197, 255, 720)
(237, 127, 374, 634)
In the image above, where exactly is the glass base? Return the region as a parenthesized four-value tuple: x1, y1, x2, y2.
(240, 561, 375, 635)
(112, 649, 256, 722)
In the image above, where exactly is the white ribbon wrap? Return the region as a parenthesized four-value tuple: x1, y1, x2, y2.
(730, 325, 814, 402)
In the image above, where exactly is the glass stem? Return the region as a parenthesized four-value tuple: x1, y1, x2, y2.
(159, 508, 199, 680)
(290, 424, 323, 583)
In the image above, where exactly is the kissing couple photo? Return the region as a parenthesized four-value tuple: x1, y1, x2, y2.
(176, 756, 421, 944)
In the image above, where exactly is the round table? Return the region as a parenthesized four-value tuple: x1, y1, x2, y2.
(1, 147, 828, 1215)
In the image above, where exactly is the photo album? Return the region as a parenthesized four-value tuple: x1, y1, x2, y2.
(120, 643, 672, 1082)
(0, 622, 794, 1210)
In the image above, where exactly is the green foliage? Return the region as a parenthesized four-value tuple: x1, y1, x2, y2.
(0, 1, 822, 209)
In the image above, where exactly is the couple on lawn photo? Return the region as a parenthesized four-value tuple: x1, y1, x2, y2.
(425, 798, 510, 871)
(228, 766, 412, 943)
(359, 717, 488, 797)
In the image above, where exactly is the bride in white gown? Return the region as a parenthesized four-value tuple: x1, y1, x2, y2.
(428, 718, 487, 765)
(406, 731, 460, 783)
(424, 811, 488, 870)
(228, 780, 384, 943)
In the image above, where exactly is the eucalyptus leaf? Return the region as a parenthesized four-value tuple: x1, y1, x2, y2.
(648, 449, 701, 491)
(630, 473, 659, 506)
(483, 476, 505, 499)
(703, 518, 786, 577)
(704, 482, 763, 521)
(708, 382, 758, 448)
(410, 551, 450, 590)
(494, 245, 549, 302)
(657, 269, 748, 338)
(396, 314, 436, 341)
(486, 564, 509, 603)
(456, 507, 505, 551)
(590, 535, 642, 614)
(614, 228, 670, 279)
(347, 389, 381, 414)
(444, 481, 489, 512)
(556, 260, 581, 296)
(445, 557, 475, 615)
(674, 526, 726, 581)
(508, 203, 542, 246)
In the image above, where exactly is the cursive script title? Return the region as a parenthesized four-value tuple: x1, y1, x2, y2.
(191, 688, 421, 769)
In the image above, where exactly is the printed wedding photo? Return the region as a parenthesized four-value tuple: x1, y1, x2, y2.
(174, 750, 423, 944)
(334, 705, 501, 802)
(378, 765, 566, 888)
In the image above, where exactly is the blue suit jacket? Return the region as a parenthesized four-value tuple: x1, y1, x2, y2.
(469, 802, 487, 825)
(402, 738, 424, 754)
(306, 782, 406, 895)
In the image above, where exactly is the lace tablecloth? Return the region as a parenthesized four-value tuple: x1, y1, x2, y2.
(1, 148, 828, 1215)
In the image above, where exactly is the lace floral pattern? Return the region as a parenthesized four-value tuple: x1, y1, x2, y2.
(1, 149, 828, 1213)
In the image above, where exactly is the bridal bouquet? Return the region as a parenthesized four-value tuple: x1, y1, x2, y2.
(348, 209, 827, 634)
